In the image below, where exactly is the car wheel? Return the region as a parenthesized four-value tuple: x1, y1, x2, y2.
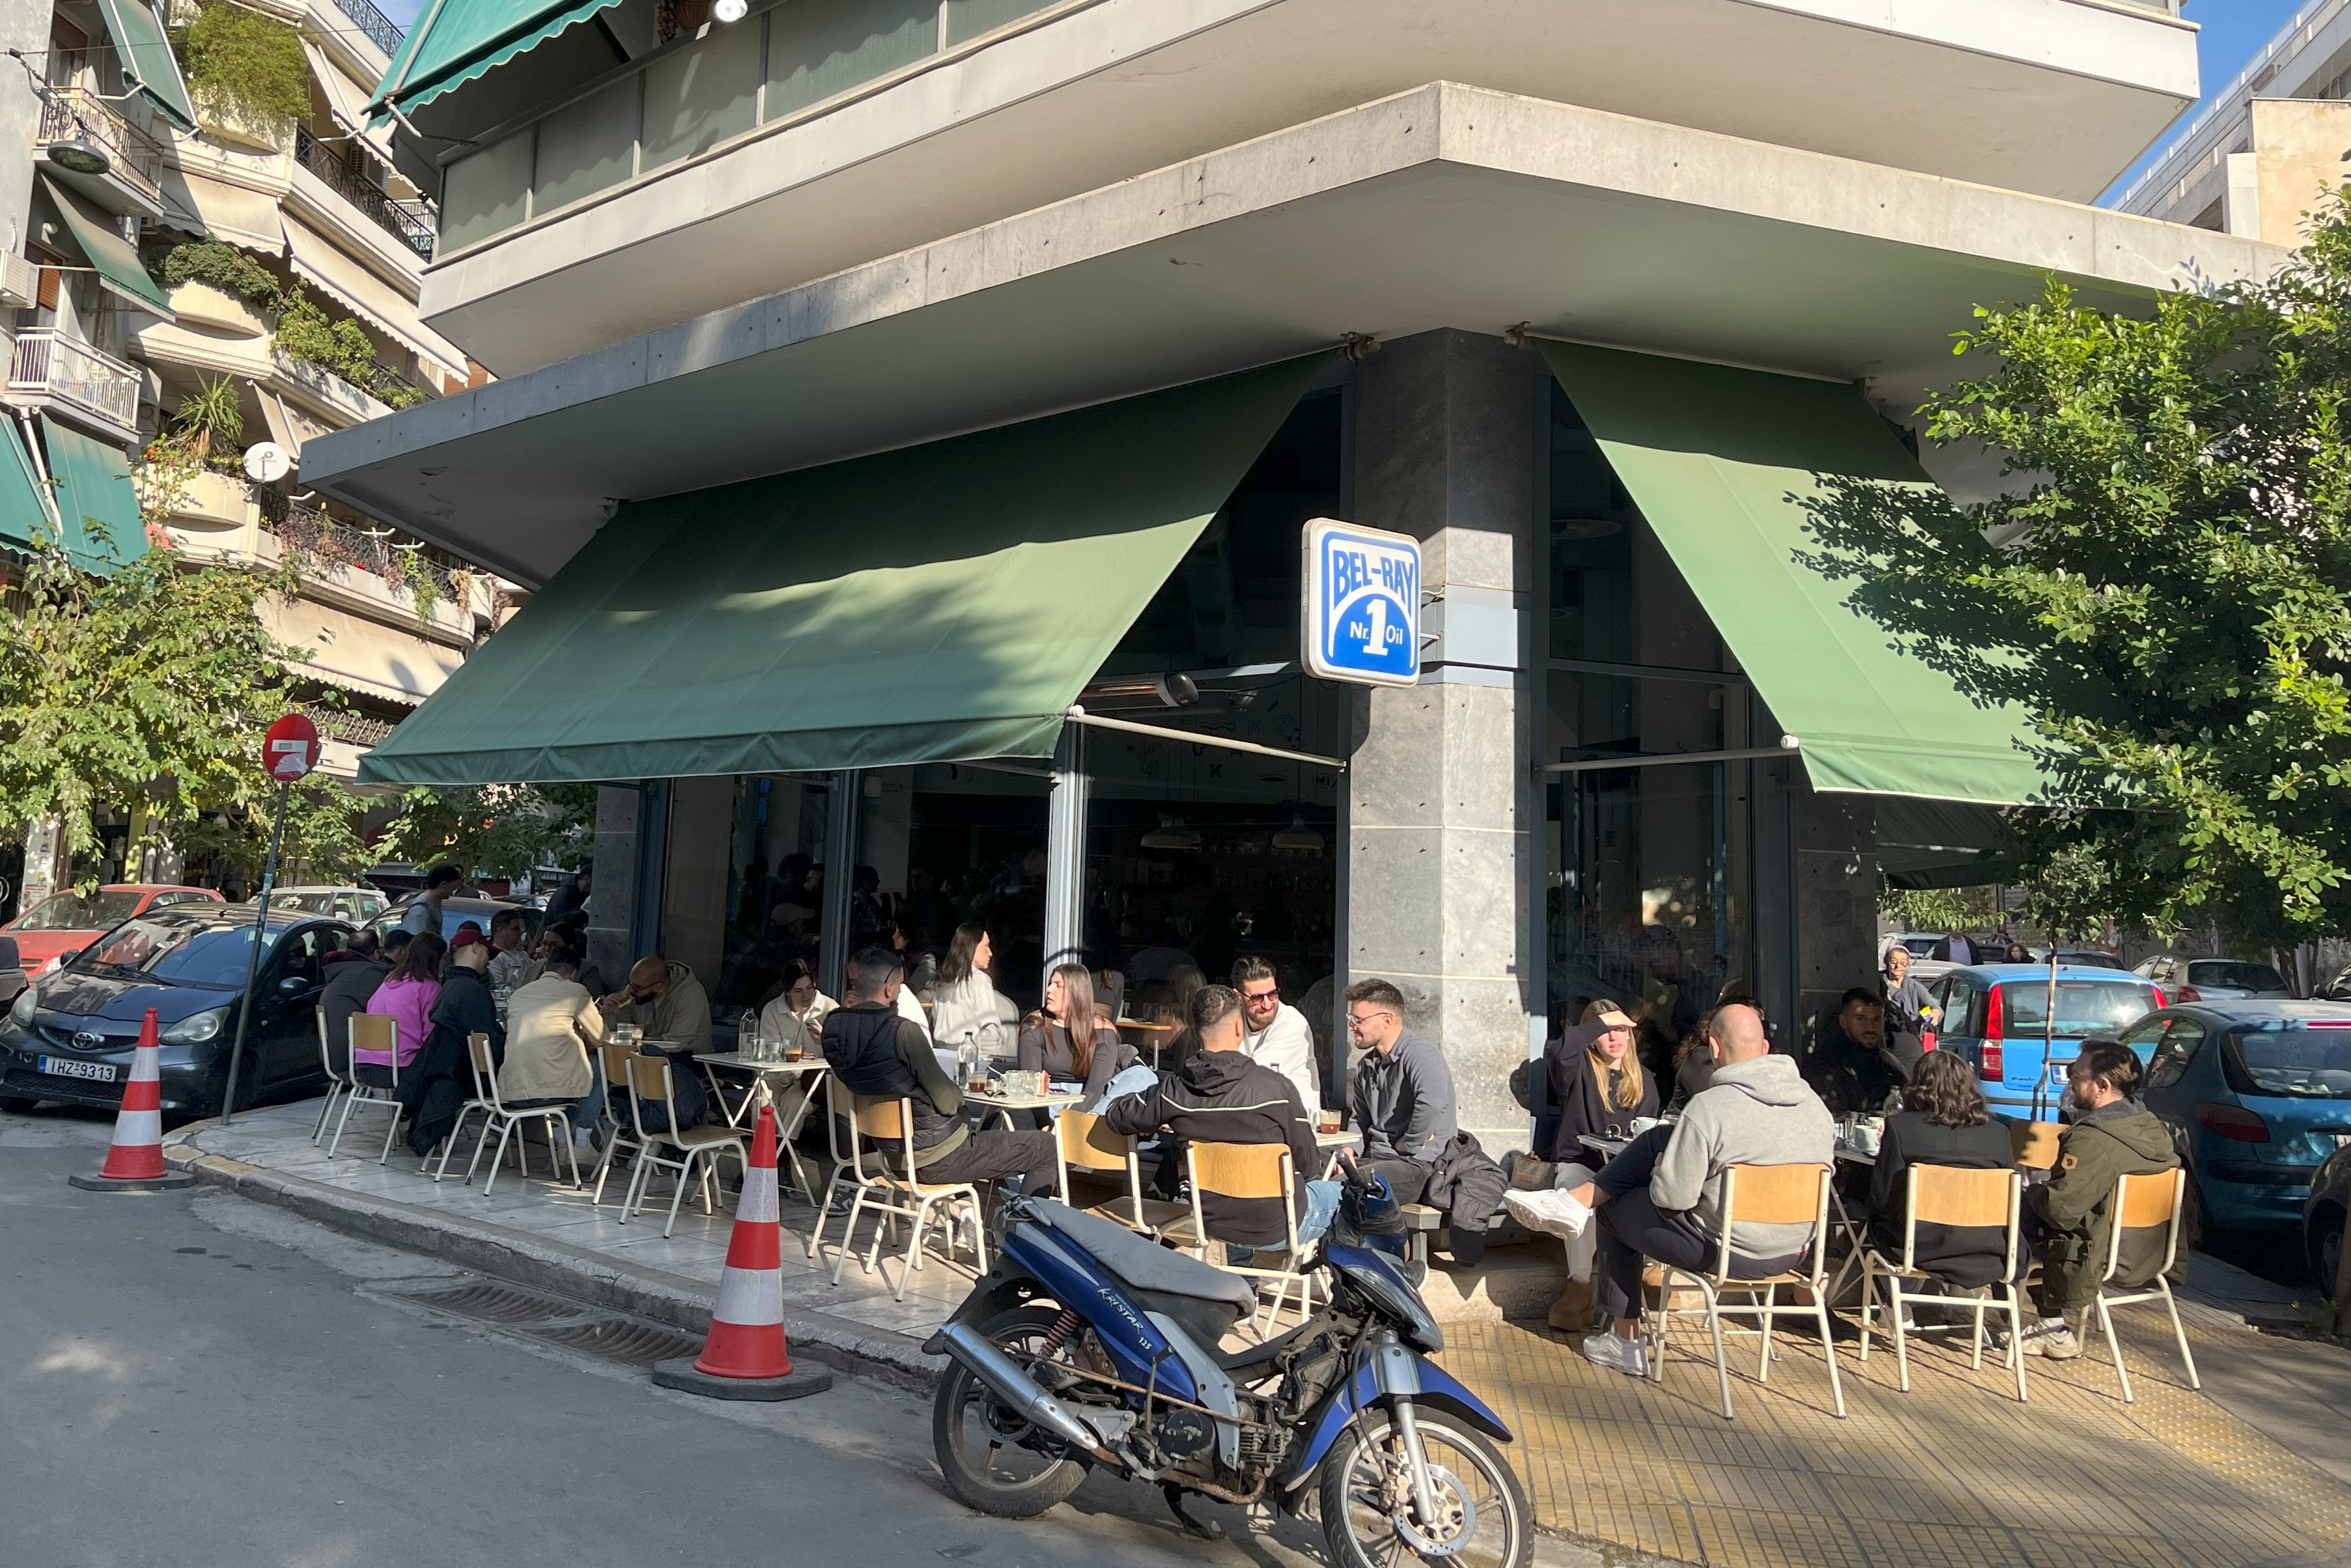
(2309, 1203, 2346, 1292)
(2178, 1172, 2208, 1261)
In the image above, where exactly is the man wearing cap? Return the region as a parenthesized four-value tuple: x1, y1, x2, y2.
(400, 926, 505, 1155)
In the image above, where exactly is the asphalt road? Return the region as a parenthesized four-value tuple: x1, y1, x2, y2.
(0, 1108, 1336, 1568)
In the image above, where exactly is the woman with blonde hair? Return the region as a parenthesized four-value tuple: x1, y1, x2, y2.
(1540, 1000, 1661, 1332)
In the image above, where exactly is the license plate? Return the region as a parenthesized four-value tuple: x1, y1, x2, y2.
(36, 1056, 117, 1082)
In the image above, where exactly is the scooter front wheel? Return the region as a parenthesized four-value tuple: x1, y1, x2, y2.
(1318, 1407, 1532, 1568)
(933, 1306, 1093, 1518)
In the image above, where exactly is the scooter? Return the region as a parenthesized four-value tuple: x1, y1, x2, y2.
(922, 1166, 1532, 1567)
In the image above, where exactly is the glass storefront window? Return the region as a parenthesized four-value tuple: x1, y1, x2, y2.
(715, 773, 835, 1008)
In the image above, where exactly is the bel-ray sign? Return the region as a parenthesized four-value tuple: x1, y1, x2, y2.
(1302, 518, 1420, 686)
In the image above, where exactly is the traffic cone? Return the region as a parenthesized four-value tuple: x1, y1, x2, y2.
(69, 1009, 196, 1192)
(651, 1104, 831, 1401)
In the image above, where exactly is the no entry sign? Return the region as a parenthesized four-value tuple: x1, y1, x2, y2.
(264, 713, 321, 781)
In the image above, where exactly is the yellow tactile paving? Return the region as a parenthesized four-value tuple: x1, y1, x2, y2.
(1437, 1306, 2346, 1568)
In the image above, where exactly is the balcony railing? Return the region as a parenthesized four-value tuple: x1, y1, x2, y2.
(331, 0, 406, 58)
(7, 329, 142, 436)
(36, 85, 167, 208)
(255, 488, 461, 606)
(293, 127, 436, 261)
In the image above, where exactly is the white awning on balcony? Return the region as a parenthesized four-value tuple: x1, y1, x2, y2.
(281, 217, 465, 384)
(259, 595, 464, 705)
(303, 38, 397, 165)
(158, 169, 283, 255)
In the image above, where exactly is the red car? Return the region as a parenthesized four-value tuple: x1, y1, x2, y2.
(3, 884, 225, 983)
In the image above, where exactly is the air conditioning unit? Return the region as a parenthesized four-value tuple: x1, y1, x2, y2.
(0, 253, 35, 310)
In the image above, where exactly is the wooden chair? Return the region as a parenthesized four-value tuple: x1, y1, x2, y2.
(1649, 1163, 1846, 1420)
(1054, 1108, 1186, 1237)
(1857, 1164, 2029, 1401)
(619, 1052, 748, 1237)
(2008, 1120, 2061, 1171)
(2089, 1168, 2200, 1403)
(588, 1039, 640, 1205)
(1161, 1140, 1317, 1331)
(324, 1014, 404, 1162)
(451, 1033, 582, 1194)
(830, 1093, 986, 1302)
(806, 1074, 883, 1261)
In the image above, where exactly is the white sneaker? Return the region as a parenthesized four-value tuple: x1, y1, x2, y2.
(1582, 1330, 1650, 1377)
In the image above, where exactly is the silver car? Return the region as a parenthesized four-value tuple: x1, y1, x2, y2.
(2132, 955, 2292, 1001)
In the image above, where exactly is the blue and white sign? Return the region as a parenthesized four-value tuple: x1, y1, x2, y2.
(1302, 518, 1420, 686)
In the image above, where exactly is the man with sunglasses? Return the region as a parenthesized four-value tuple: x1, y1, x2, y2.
(1342, 977, 1456, 1206)
(1233, 955, 1321, 1111)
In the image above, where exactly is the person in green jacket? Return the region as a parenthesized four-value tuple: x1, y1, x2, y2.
(2016, 1039, 2180, 1360)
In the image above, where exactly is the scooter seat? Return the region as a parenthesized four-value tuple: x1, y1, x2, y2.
(1028, 1199, 1258, 1310)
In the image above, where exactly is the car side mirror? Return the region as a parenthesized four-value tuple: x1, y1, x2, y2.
(54, 948, 79, 968)
(277, 974, 309, 995)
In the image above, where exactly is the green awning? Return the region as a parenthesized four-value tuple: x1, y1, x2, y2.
(1, 419, 53, 553)
(93, 0, 197, 133)
(370, 0, 624, 119)
(1875, 797, 2018, 889)
(41, 418, 148, 576)
(42, 177, 173, 316)
(357, 354, 1328, 786)
(1538, 340, 2044, 806)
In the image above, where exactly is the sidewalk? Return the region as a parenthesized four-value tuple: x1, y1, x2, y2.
(170, 1100, 2351, 1568)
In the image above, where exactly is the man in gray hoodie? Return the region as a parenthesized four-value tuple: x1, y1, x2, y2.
(1564, 1003, 1834, 1377)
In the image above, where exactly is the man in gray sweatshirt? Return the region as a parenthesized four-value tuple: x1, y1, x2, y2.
(1563, 1003, 1834, 1377)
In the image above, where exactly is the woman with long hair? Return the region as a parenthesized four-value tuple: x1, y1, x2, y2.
(1867, 1048, 2016, 1287)
(1540, 1000, 1662, 1333)
(358, 931, 445, 1084)
(930, 924, 1009, 1055)
(1019, 961, 1134, 1106)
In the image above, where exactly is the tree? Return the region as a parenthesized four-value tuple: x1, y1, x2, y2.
(1802, 191, 2351, 949)
(0, 531, 320, 882)
(377, 783, 597, 884)
(174, 772, 376, 888)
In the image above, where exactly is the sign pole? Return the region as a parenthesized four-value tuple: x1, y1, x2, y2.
(219, 779, 290, 1128)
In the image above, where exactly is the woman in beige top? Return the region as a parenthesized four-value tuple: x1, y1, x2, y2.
(498, 957, 606, 1153)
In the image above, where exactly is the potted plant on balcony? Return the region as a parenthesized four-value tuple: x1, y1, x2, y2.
(154, 241, 276, 336)
(136, 375, 253, 535)
(171, 0, 305, 152)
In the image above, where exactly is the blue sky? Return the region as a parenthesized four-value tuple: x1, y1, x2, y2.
(2100, 0, 2316, 204)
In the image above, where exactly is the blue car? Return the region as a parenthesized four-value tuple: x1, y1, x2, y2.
(1926, 964, 2165, 1121)
(2123, 1001, 2351, 1234)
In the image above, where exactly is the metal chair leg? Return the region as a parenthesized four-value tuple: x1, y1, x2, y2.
(1814, 1295, 1846, 1419)
(2096, 1295, 2133, 1403)
(1754, 1283, 1775, 1384)
(2005, 1285, 2029, 1403)
(2158, 1279, 2201, 1389)
(1890, 1280, 1913, 1394)
(830, 1190, 872, 1286)
(1701, 1283, 1733, 1420)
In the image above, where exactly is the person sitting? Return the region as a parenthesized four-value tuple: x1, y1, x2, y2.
(1233, 955, 1321, 1112)
(1549, 1003, 1658, 1162)
(892, 915, 938, 1000)
(2014, 1041, 2180, 1360)
(1566, 1003, 1835, 1377)
(755, 959, 834, 1055)
(1344, 978, 1456, 1207)
(401, 928, 505, 1156)
(1881, 944, 1938, 1037)
(1805, 988, 1922, 1115)
(359, 932, 443, 1089)
(929, 925, 1009, 1058)
(318, 929, 389, 1080)
(823, 947, 1054, 1200)
(1019, 962, 1135, 1108)
(599, 955, 712, 1055)
(485, 908, 541, 1017)
(1866, 1050, 2016, 1289)
(500, 956, 607, 1155)
(1105, 983, 1333, 1260)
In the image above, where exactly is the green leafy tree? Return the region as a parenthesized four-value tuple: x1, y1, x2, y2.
(175, 771, 376, 889)
(378, 784, 597, 884)
(1881, 886, 2000, 938)
(1803, 193, 2351, 949)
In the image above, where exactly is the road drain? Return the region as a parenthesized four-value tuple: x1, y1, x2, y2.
(526, 1320, 705, 1367)
(399, 1281, 582, 1325)
(383, 1278, 703, 1367)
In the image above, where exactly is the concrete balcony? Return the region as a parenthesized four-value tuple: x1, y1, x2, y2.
(5, 329, 144, 449)
(167, 489, 481, 643)
(142, 468, 259, 531)
(36, 85, 170, 220)
(414, 0, 2199, 374)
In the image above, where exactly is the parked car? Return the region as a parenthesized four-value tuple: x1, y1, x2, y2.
(1926, 963, 2166, 1121)
(0, 936, 25, 1007)
(2132, 954, 2292, 1001)
(1884, 932, 1956, 985)
(372, 895, 542, 949)
(2303, 1143, 2351, 1290)
(2120, 1001, 2351, 1241)
(2051, 949, 2126, 971)
(0, 884, 225, 981)
(0, 905, 354, 1120)
(265, 886, 389, 923)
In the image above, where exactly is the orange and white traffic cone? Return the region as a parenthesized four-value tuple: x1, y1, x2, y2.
(69, 1009, 196, 1192)
(652, 1103, 831, 1401)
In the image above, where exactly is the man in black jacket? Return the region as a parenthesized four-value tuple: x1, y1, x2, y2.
(317, 930, 388, 1078)
(1105, 984, 1331, 1259)
(401, 928, 505, 1156)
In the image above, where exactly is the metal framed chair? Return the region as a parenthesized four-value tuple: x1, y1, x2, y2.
(1649, 1163, 1847, 1420)
(806, 1074, 882, 1262)
(324, 1013, 404, 1162)
(445, 1033, 582, 1194)
(829, 1093, 985, 1302)
(619, 1052, 748, 1237)
(1160, 1140, 1317, 1331)
(1857, 1164, 2029, 1401)
(1053, 1108, 1186, 1237)
(310, 1006, 352, 1143)
(2088, 1168, 2201, 1403)
(589, 1039, 640, 1205)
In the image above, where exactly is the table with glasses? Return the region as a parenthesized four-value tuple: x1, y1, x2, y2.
(1115, 1017, 1183, 1065)
(963, 1085, 1087, 1130)
(690, 1050, 830, 1201)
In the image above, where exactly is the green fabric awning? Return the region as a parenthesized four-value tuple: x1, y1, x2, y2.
(41, 418, 148, 576)
(1538, 340, 2044, 807)
(1, 419, 53, 553)
(93, 0, 196, 133)
(357, 355, 1329, 786)
(370, 0, 624, 119)
(1875, 796, 2018, 889)
(43, 177, 173, 316)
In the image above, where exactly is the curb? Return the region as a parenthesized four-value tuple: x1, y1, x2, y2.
(162, 1128, 942, 1394)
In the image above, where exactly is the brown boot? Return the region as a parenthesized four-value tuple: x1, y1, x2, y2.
(1548, 1278, 1596, 1333)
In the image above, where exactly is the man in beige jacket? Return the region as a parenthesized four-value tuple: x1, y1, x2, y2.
(502, 957, 606, 1153)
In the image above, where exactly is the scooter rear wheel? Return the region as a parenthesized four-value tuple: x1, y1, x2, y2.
(933, 1306, 1093, 1518)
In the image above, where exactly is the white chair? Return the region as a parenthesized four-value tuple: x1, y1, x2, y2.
(1857, 1164, 2030, 1402)
(310, 1006, 352, 1143)
(445, 1033, 582, 1194)
(324, 1013, 404, 1162)
(1648, 1163, 1846, 1421)
(1053, 1108, 1186, 1238)
(619, 1052, 749, 1237)
(806, 1074, 879, 1261)
(589, 1039, 640, 1205)
(830, 1093, 985, 1302)
(2087, 1168, 2201, 1403)
(1159, 1140, 1318, 1332)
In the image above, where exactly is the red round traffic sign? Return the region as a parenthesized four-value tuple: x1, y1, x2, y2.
(263, 713, 322, 781)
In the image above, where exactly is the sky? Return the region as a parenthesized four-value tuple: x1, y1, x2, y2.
(2100, 0, 2315, 204)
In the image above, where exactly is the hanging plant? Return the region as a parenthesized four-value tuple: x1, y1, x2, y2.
(172, 0, 309, 124)
(391, 544, 447, 625)
(153, 241, 281, 306)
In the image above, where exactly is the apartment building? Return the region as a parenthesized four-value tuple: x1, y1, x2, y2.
(305, 0, 2270, 1145)
(2117, 0, 2351, 245)
(2, 0, 498, 908)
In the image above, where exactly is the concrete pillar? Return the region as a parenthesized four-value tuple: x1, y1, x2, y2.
(1346, 329, 1540, 1152)
(586, 785, 643, 991)
(1794, 786, 1877, 1057)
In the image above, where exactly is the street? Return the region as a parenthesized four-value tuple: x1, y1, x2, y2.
(0, 1108, 1338, 1568)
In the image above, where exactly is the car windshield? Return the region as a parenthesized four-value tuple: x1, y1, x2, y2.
(1999, 979, 2159, 1035)
(1903, 937, 1939, 955)
(2228, 1026, 2351, 1099)
(12, 889, 143, 932)
(2189, 961, 2285, 991)
(75, 916, 265, 989)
